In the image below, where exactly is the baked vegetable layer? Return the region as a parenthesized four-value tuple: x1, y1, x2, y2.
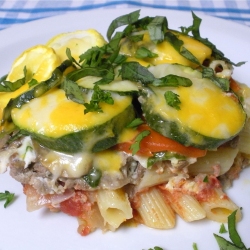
(140, 64, 246, 149)
(11, 89, 135, 153)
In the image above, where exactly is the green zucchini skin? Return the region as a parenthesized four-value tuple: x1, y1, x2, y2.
(141, 104, 234, 150)
(139, 64, 246, 150)
(76, 75, 139, 96)
(21, 104, 135, 153)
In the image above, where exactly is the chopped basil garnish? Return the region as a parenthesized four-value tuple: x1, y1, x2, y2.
(135, 47, 158, 59)
(107, 10, 140, 41)
(180, 12, 245, 67)
(164, 91, 181, 110)
(192, 243, 199, 250)
(148, 247, 164, 250)
(219, 224, 228, 234)
(147, 16, 168, 43)
(121, 62, 192, 88)
(153, 74, 192, 87)
(126, 118, 144, 128)
(66, 47, 81, 67)
(0, 190, 15, 208)
(130, 130, 150, 155)
(84, 85, 114, 114)
(203, 175, 209, 183)
(0, 67, 28, 92)
(28, 78, 38, 88)
(214, 210, 249, 250)
(61, 78, 85, 105)
(202, 67, 230, 91)
(121, 61, 155, 85)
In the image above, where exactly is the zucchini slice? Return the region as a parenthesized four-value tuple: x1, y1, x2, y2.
(139, 64, 246, 149)
(11, 89, 135, 153)
(77, 75, 139, 95)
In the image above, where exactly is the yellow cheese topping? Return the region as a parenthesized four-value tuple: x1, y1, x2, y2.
(120, 31, 212, 67)
(151, 79, 246, 139)
(93, 150, 124, 172)
(11, 88, 132, 138)
(37, 146, 125, 178)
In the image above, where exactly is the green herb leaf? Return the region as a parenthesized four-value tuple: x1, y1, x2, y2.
(214, 234, 243, 250)
(219, 223, 228, 234)
(126, 118, 144, 128)
(129, 34, 144, 42)
(164, 91, 181, 110)
(153, 74, 192, 87)
(84, 85, 114, 114)
(135, 47, 158, 59)
(83, 168, 102, 187)
(107, 10, 140, 41)
(181, 12, 245, 67)
(28, 78, 38, 88)
(202, 67, 230, 91)
(180, 47, 201, 65)
(66, 47, 81, 67)
(148, 247, 164, 250)
(0, 191, 15, 208)
(165, 31, 183, 51)
(214, 210, 249, 250)
(61, 78, 85, 104)
(0, 67, 27, 92)
(164, 32, 200, 65)
(121, 62, 155, 85)
(67, 66, 115, 85)
(147, 16, 168, 43)
(130, 130, 150, 155)
(192, 243, 199, 250)
(79, 46, 106, 67)
(203, 175, 209, 183)
(228, 210, 246, 249)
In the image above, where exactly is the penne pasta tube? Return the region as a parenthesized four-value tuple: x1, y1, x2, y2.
(136, 164, 176, 191)
(161, 190, 206, 222)
(96, 188, 133, 230)
(135, 187, 175, 229)
(199, 188, 242, 223)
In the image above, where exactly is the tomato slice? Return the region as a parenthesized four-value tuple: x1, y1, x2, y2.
(115, 124, 207, 158)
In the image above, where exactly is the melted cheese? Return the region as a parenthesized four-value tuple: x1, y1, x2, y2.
(93, 150, 125, 172)
(117, 127, 139, 143)
(151, 78, 246, 139)
(40, 150, 93, 178)
(11, 89, 132, 138)
(120, 31, 212, 67)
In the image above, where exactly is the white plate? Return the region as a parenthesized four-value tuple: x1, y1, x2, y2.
(0, 8, 250, 250)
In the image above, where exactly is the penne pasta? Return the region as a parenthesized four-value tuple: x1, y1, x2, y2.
(160, 189, 206, 222)
(199, 188, 242, 223)
(136, 164, 176, 191)
(96, 188, 133, 230)
(135, 187, 175, 229)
